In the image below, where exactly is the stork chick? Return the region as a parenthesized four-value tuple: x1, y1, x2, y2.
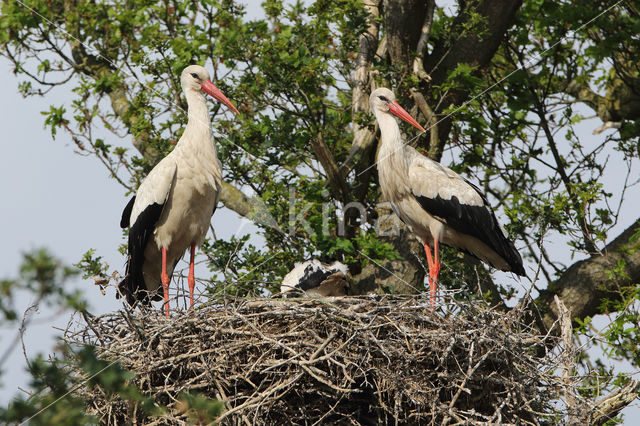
(281, 259, 349, 298)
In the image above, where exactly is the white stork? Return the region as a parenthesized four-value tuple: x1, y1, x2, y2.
(369, 88, 525, 306)
(118, 65, 239, 315)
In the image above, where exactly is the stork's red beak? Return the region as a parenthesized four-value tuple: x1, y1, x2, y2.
(387, 101, 425, 132)
(201, 80, 239, 114)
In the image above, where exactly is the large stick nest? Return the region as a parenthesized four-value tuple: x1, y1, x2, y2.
(65, 296, 584, 424)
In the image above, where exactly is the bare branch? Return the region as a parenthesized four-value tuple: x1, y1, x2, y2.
(310, 132, 349, 203)
(554, 296, 581, 425)
(410, 88, 439, 156)
(528, 80, 598, 253)
(589, 380, 640, 425)
(412, 0, 436, 82)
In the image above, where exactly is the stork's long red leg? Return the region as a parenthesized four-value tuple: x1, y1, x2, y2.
(431, 237, 440, 302)
(424, 243, 437, 308)
(161, 247, 170, 316)
(188, 243, 196, 309)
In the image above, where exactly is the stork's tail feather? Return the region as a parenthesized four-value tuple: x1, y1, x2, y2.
(507, 250, 526, 277)
(117, 273, 161, 307)
(498, 237, 526, 277)
(117, 274, 140, 307)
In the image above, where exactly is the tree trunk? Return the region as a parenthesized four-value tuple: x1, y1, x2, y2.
(351, 203, 425, 294)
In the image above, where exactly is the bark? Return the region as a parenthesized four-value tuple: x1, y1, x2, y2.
(410, 89, 439, 155)
(343, 0, 381, 244)
(384, 0, 430, 68)
(555, 296, 581, 425)
(567, 74, 640, 124)
(345, 0, 380, 179)
(536, 218, 640, 331)
(589, 380, 640, 426)
(220, 182, 280, 231)
(565, 55, 640, 134)
(412, 0, 436, 82)
(566, 80, 612, 122)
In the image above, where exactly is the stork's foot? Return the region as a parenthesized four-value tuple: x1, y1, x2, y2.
(428, 263, 440, 308)
(161, 272, 170, 316)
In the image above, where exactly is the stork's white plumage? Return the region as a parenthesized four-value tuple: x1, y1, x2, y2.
(118, 65, 238, 315)
(370, 88, 525, 307)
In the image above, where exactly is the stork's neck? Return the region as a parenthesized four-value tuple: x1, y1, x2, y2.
(375, 110, 406, 167)
(178, 88, 218, 159)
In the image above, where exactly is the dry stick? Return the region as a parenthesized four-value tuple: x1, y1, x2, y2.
(216, 373, 305, 423)
(70, 297, 587, 423)
(554, 295, 581, 424)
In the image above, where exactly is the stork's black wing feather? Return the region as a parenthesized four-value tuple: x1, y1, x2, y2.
(413, 184, 525, 276)
(117, 201, 165, 306)
(120, 196, 136, 228)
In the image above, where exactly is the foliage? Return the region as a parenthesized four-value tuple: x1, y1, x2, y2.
(0, 343, 171, 425)
(0, 352, 96, 426)
(176, 392, 224, 424)
(0, 253, 186, 424)
(0, 248, 82, 321)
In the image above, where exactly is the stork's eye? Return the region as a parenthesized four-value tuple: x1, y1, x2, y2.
(378, 95, 389, 102)
(190, 72, 200, 80)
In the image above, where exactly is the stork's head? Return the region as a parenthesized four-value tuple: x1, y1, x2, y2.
(369, 87, 425, 132)
(181, 65, 239, 114)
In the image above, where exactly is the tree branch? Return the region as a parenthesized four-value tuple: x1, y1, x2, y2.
(69, 42, 162, 164)
(410, 88, 439, 156)
(412, 0, 435, 82)
(219, 182, 280, 231)
(531, 90, 598, 254)
(536, 218, 640, 331)
(555, 296, 581, 425)
(384, 0, 430, 67)
(344, 0, 381, 170)
(589, 379, 640, 426)
(566, 79, 610, 121)
(310, 132, 349, 203)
